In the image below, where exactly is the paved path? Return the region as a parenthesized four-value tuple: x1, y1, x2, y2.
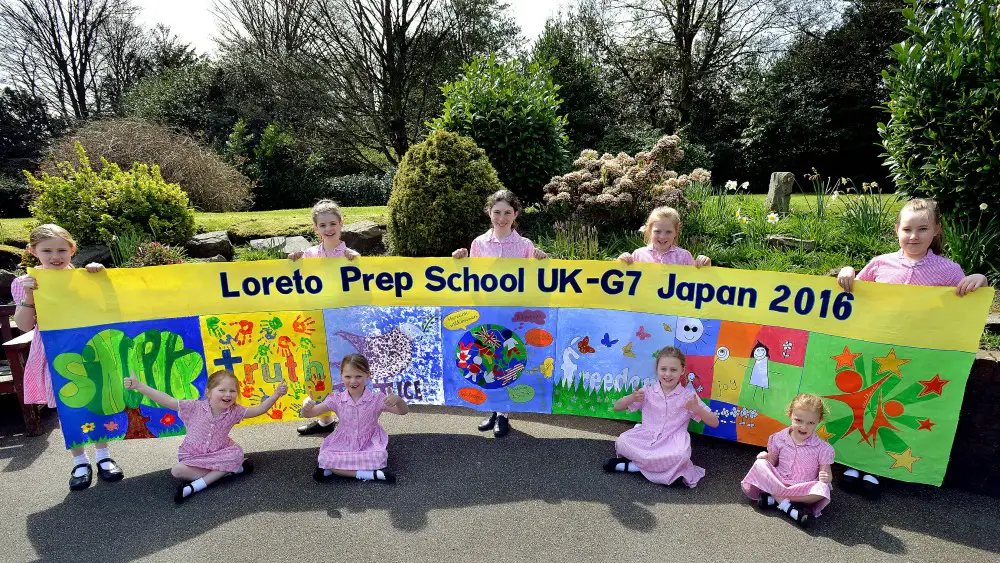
(1, 402, 997, 562)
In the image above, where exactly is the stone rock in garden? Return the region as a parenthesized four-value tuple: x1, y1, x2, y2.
(0, 245, 23, 271)
(185, 231, 234, 260)
(71, 245, 112, 267)
(0, 269, 15, 303)
(987, 313, 1000, 330)
(765, 172, 795, 213)
(342, 221, 384, 254)
(283, 236, 311, 254)
(766, 235, 817, 251)
(249, 236, 286, 251)
(824, 267, 842, 277)
(191, 254, 228, 263)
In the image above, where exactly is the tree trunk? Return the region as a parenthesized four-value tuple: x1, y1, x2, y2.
(123, 406, 155, 439)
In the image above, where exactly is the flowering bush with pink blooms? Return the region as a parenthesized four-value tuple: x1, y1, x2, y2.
(542, 134, 710, 229)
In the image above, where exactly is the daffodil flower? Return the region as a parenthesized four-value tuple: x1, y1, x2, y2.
(725, 180, 737, 191)
(81, 422, 96, 433)
(739, 181, 749, 190)
(981, 203, 988, 211)
(767, 213, 779, 224)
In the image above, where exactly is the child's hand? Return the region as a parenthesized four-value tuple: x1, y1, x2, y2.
(273, 380, 288, 398)
(288, 251, 304, 261)
(616, 252, 634, 265)
(819, 469, 832, 484)
(683, 395, 703, 412)
(384, 393, 403, 408)
(452, 248, 468, 259)
(756, 451, 769, 460)
(345, 249, 360, 261)
(85, 263, 105, 273)
(837, 266, 856, 293)
(532, 248, 548, 260)
(20, 275, 37, 292)
(630, 387, 646, 404)
(694, 255, 711, 268)
(123, 372, 142, 391)
(956, 273, 987, 296)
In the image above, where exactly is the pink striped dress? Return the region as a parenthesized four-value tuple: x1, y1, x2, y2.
(317, 387, 389, 470)
(615, 382, 711, 487)
(741, 428, 835, 515)
(630, 245, 695, 266)
(301, 241, 355, 258)
(176, 399, 249, 473)
(857, 249, 964, 286)
(10, 274, 57, 407)
(469, 229, 536, 258)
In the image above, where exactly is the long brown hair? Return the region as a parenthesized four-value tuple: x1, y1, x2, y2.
(341, 354, 371, 376)
(898, 198, 944, 255)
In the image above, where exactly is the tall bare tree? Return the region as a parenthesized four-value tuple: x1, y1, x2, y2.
(213, 0, 319, 59)
(0, 0, 135, 119)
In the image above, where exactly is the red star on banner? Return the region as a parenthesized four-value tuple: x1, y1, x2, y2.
(917, 418, 935, 431)
(830, 345, 862, 370)
(917, 374, 950, 397)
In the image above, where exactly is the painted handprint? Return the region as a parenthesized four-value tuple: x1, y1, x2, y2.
(299, 336, 313, 349)
(242, 385, 255, 399)
(232, 320, 254, 345)
(267, 408, 284, 420)
(254, 343, 272, 364)
(260, 316, 283, 340)
(206, 316, 226, 338)
(218, 334, 236, 351)
(277, 335, 297, 358)
(292, 315, 315, 335)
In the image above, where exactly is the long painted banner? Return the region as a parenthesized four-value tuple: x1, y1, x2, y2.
(33, 258, 992, 485)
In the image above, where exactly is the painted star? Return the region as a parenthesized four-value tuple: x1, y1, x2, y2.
(873, 348, 910, 377)
(887, 448, 921, 472)
(917, 374, 950, 397)
(917, 418, 935, 431)
(816, 425, 834, 441)
(830, 345, 862, 370)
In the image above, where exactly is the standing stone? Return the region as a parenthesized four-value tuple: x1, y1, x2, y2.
(0, 269, 15, 303)
(185, 231, 234, 260)
(283, 236, 311, 254)
(765, 172, 795, 213)
(342, 220, 385, 254)
(71, 245, 112, 267)
(249, 236, 287, 251)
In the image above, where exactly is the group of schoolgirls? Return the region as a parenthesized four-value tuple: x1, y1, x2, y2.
(11, 188, 988, 526)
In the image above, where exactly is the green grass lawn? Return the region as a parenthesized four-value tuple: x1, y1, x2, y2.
(0, 206, 388, 246)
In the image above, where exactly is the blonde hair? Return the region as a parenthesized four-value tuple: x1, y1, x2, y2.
(787, 394, 827, 421)
(654, 346, 686, 369)
(311, 199, 344, 224)
(206, 369, 240, 394)
(340, 354, 371, 376)
(29, 223, 77, 251)
(897, 198, 944, 255)
(641, 206, 682, 244)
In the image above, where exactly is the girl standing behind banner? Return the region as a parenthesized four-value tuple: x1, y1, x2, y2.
(124, 370, 287, 503)
(604, 346, 719, 487)
(11, 224, 120, 492)
(836, 197, 987, 497)
(288, 199, 360, 437)
(451, 189, 547, 437)
(615, 206, 711, 267)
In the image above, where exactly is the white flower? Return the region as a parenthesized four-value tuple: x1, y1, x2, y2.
(725, 180, 737, 191)
(767, 213, 779, 224)
(981, 203, 989, 211)
(840, 177, 848, 186)
(871, 181, 879, 189)
(831, 191, 839, 200)
(739, 181, 749, 190)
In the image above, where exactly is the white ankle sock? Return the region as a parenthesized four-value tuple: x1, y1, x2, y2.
(788, 507, 801, 520)
(356, 470, 375, 481)
(183, 478, 207, 497)
(777, 499, 792, 513)
(323, 469, 334, 477)
(72, 454, 90, 477)
(318, 418, 333, 427)
(627, 462, 640, 473)
(862, 474, 880, 485)
(844, 468, 860, 478)
(763, 495, 776, 506)
(94, 447, 115, 471)
(233, 464, 244, 475)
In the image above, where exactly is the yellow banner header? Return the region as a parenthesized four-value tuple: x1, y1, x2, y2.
(33, 258, 992, 351)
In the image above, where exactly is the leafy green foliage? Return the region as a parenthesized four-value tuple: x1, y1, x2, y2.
(0, 175, 31, 218)
(879, 0, 999, 218)
(0, 87, 65, 177)
(324, 170, 394, 207)
(28, 144, 196, 246)
(387, 130, 504, 256)
(226, 120, 325, 210)
(431, 55, 570, 203)
(126, 242, 188, 267)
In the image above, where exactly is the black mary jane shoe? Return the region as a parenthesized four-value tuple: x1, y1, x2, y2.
(375, 468, 397, 484)
(860, 475, 882, 500)
(96, 458, 124, 482)
(791, 504, 813, 529)
(493, 414, 510, 437)
(840, 470, 861, 493)
(757, 492, 773, 510)
(603, 457, 629, 473)
(298, 420, 337, 435)
(175, 482, 193, 504)
(239, 458, 255, 476)
(478, 412, 498, 432)
(69, 463, 93, 491)
(313, 467, 331, 482)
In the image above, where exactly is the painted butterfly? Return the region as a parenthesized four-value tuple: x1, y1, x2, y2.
(577, 336, 596, 354)
(601, 332, 619, 347)
(622, 341, 636, 358)
(636, 326, 651, 340)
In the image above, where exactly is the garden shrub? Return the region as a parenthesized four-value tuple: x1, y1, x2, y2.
(324, 169, 394, 207)
(43, 119, 252, 212)
(126, 242, 187, 267)
(879, 0, 999, 219)
(430, 55, 570, 204)
(542, 135, 702, 230)
(0, 175, 31, 217)
(387, 130, 504, 257)
(226, 120, 325, 210)
(28, 144, 196, 246)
